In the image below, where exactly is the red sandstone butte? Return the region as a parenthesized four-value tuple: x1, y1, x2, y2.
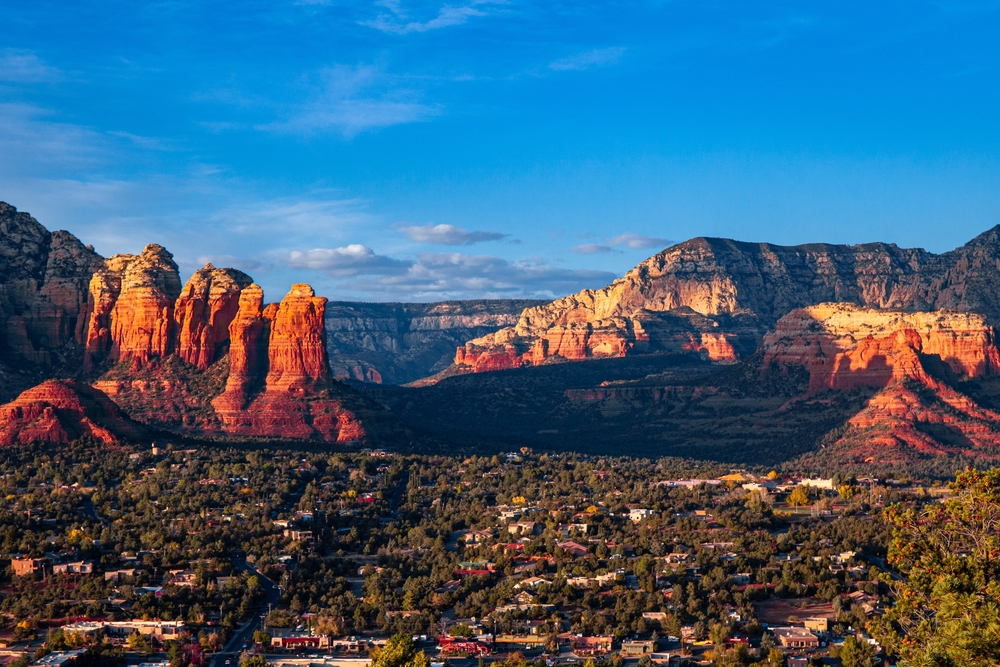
(84, 245, 182, 368)
(211, 283, 365, 442)
(265, 283, 332, 395)
(0, 380, 146, 446)
(174, 264, 253, 370)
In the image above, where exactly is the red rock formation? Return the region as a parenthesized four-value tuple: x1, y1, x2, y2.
(762, 304, 1000, 394)
(83, 255, 132, 370)
(265, 284, 332, 395)
(0, 380, 146, 445)
(211, 284, 269, 413)
(108, 245, 182, 366)
(681, 332, 738, 362)
(82, 245, 182, 369)
(209, 283, 366, 442)
(174, 264, 253, 370)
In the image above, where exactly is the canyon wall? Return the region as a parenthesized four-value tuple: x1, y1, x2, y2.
(325, 300, 544, 384)
(453, 228, 1000, 375)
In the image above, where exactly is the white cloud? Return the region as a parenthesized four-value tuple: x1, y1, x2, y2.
(258, 64, 437, 137)
(361, 1, 504, 34)
(290, 247, 616, 299)
(396, 222, 508, 245)
(608, 232, 671, 249)
(0, 49, 61, 83)
(288, 245, 411, 277)
(549, 47, 627, 72)
(572, 243, 615, 254)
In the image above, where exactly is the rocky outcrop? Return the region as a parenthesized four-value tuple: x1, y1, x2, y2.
(0, 203, 103, 375)
(175, 265, 253, 369)
(107, 244, 182, 366)
(325, 300, 543, 384)
(453, 227, 1000, 374)
(452, 307, 758, 378)
(267, 284, 331, 394)
(761, 304, 1000, 393)
(211, 284, 269, 413)
(207, 284, 371, 442)
(0, 380, 146, 445)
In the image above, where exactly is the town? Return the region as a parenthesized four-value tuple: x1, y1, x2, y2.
(0, 441, 943, 667)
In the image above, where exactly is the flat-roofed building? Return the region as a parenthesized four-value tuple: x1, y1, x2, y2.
(772, 627, 819, 649)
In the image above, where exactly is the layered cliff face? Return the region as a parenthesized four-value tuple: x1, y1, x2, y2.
(0, 380, 146, 446)
(108, 244, 183, 366)
(453, 228, 1000, 375)
(0, 203, 104, 384)
(761, 304, 1000, 393)
(325, 300, 544, 384)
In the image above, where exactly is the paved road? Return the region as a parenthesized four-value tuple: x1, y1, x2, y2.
(211, 558, 281, 667)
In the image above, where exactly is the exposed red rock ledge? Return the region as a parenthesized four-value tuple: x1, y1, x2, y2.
(0, 380, 146, 446)
(761, 303, 1000, 394)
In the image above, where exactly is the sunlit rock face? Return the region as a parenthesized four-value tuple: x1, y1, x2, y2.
(452, 228, 1000, 376)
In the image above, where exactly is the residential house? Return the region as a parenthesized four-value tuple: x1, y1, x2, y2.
(514, 576, 548, 591)
(53, 561, 93, 575)
(508, 521, 540, 536)
(628, 508, 655, 523)
(12, 557, 46, 577)
(557, 541, 589, 557)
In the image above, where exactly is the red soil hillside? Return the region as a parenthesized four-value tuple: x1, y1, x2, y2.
(0, 380, 146, 446)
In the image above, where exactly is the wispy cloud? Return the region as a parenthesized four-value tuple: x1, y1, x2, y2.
(396, 222, 508, 245)
(608, 232, 670, 249)
(549, 47, 626, 71)
(258, 64, 437, 137)
(209, 195, 375, 236)
(572, 243, 615, 254)
(289, 246, 615, 299)
(572, 232, 670, 254)
(361, 1, 504, 34)
(0, 49, 62, 83)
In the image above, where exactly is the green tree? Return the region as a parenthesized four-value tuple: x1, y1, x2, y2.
(252, 631, 271, 645)
(839, 636, 875, 667)
(371, 635, 430, 667)
(449, 623, 474, 638)
(127, 631, 153, 657)
(869, 467, 1000, 667)
(240, 656, 268, 667)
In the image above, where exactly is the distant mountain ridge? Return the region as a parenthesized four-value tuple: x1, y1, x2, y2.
(325, 299, 545, 385)
(450, 229, 1000, 375)
(10, 197, 1000, 468)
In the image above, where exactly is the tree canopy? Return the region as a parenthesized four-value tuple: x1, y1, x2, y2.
(870, 467, 1000, 667)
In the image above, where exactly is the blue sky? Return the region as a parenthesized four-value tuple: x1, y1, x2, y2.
(2, 1, 1000, 302)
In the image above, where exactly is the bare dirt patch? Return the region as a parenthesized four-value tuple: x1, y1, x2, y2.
(754, 597, 836, 625)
